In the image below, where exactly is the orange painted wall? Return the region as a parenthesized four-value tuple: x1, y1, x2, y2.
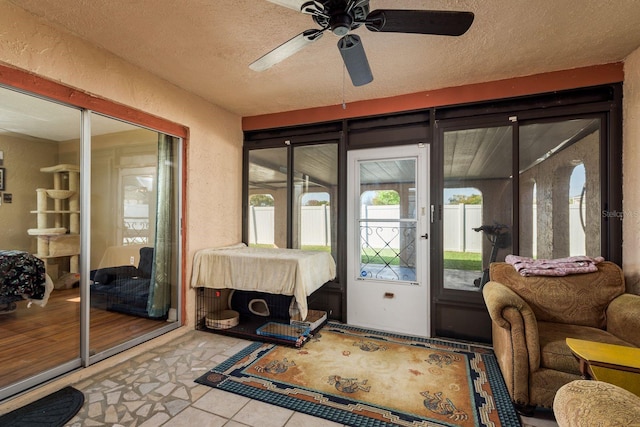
(243, 63, 624, 131)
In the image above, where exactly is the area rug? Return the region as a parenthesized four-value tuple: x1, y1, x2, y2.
(196, 322, 521, 426)
(0, 386, 85, 427)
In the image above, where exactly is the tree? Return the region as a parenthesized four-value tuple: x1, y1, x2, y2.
(305, 199, 329, 206)
(448, 194, 482, 205)
(372, 190, 400, 205)
(249, 194, 274, 206)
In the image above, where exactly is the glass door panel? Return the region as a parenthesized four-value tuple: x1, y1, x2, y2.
(89, 113, 179, 357)
(0, 86, 82, 398)
(358, 158, 417, 282)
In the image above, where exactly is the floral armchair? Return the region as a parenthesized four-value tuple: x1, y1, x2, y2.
(482, 261, 640, 414)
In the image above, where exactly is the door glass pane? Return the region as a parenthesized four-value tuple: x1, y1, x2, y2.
(90, 113, 180, 356)
(0, 86, 81, 394)
(248, 148, 287, 248)
(443, 126, 513, 291)
(358, 158, 417, 282)
(519, 118, 601, 258)
(292, 144, 338, 260)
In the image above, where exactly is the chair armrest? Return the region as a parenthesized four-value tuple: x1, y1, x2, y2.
(607, 293, 640, 347)
(483, 281, 541, 405)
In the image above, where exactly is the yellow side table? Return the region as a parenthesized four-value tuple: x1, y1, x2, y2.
(566, 337, 640, 397)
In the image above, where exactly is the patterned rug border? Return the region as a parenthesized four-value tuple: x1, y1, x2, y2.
(197, 322, 521, 427)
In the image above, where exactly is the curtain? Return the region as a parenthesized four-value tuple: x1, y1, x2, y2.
(147, 133, 176, 318)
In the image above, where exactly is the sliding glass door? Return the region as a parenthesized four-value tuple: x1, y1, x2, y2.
(0, 85, 182, 399)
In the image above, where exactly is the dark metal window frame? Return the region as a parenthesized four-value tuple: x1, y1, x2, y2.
(242, 83, 623, 340)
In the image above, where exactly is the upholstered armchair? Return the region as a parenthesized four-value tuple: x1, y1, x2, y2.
(554, 380, 640, 426)
(482, 261, 640, 414)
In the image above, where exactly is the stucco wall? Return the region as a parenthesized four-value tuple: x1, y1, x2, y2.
(0, 1, 243, 326)
(623, 46, 640, 295)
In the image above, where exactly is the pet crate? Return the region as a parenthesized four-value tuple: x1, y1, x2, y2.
(195, 287, 326, 347)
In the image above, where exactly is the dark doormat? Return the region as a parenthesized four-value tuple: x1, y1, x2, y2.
(0, 386, 84, 427)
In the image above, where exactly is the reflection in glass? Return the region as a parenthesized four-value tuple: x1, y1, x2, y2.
(358, 158, 417, 282)
(519, 119, 600, 258)
(443, 126, 513, 291)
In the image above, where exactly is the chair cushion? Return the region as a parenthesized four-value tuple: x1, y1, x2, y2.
(138, 247, 154, 278)
(93, 265, 139, 285)
(538, 321, 636, 375)
(489, 261, 625, 328)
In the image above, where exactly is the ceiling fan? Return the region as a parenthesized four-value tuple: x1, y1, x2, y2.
(250, 0, 474, 86)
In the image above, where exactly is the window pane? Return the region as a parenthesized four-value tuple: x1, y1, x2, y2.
(358, 158, 417, 282)
(248, 148, 287, 248)
(443, 126, 513, 291)
(292, 144, 338, 261)
(519, 118, 600, 258)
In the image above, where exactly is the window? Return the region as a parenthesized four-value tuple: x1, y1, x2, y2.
(443, 187, 483, 290)
(519, 118, 600, 259)
(246, 143, 339, 262)
(442, 125, 513, 291)
(248, 193, 275, 247)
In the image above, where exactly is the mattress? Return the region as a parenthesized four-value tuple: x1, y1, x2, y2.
(190, 243, 336, 320)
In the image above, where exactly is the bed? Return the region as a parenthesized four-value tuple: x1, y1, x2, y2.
(0, 250, 54, 313)
(190, 243, 336, 321)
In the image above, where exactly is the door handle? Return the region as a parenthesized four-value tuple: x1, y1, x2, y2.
(420, 234, 428, 239)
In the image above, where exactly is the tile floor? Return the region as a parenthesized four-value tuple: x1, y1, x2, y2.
(65, 329, 558, 427)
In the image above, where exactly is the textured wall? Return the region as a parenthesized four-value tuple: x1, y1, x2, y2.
(0, 134, 58, 252)
(0, 1, 244, 325)
(623, 46, 640, 295)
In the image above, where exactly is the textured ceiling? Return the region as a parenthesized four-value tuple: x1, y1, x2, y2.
(7, 0, 640, 117)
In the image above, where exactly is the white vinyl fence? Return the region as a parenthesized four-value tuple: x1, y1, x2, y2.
(248, 204, 587, 255)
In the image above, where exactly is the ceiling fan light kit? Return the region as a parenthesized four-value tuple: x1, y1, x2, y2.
(251, 0, 474, 86)
(338, 34, 372, 86)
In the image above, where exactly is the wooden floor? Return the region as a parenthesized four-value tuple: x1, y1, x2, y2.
(0, 287, 166, 388)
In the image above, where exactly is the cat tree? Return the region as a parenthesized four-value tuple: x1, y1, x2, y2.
(27, 164, 80, 280)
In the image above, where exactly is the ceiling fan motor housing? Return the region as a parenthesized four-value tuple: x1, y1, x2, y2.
(330, 13, 353, 36)
(312, 0, 369, 35)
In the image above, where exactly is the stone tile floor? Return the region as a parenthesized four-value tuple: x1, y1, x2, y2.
(66, 330, 558, 426)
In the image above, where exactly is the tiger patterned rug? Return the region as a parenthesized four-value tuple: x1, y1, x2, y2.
(196, 322, 521, 427)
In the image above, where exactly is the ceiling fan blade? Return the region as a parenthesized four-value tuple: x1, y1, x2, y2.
(265, 0, 307, 12)
(250, 29, 324, 72)
(365, 10, 474, 36)
(266, 0, 327, 17)
(338, 34, 373, 87)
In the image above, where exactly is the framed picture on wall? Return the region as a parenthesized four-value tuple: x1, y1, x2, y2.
(0, 167, 4, 191)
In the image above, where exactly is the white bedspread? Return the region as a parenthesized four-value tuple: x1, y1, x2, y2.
(190, 244, 336, 320)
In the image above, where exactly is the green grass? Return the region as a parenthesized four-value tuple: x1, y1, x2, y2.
(255, 244, 482, 271)
(444, 251, 482, 270)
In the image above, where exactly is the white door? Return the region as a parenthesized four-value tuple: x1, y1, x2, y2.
(347, 145, 430, 336)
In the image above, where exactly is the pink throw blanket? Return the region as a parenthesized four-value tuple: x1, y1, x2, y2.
(505, 255, 605, 277)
